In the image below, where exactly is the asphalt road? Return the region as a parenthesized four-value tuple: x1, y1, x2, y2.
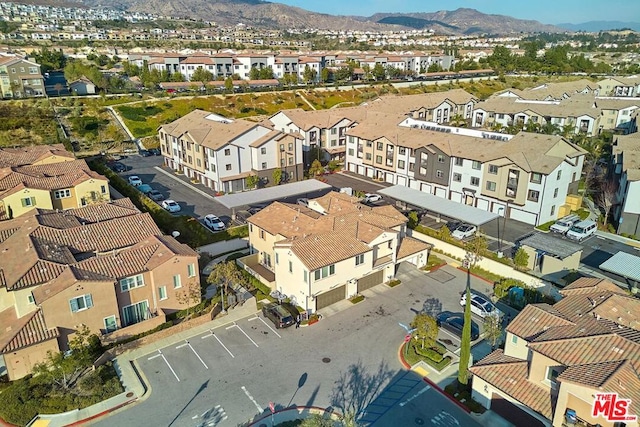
(95, 264, 490, 427)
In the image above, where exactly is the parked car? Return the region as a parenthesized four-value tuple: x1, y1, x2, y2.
(247, 204, 268, 215)
(451, 224, 477, 240)
(128, 175, 142, 186)
(566, 219, 597, 241)
(204, 214, 226, 231)
(161, 200, 181, 213)
(262, 303, 295, 329)
(139, 149, 151, 157)
(110, 162, 126, 173)
(436, 311, 480, 341)
(445, 220, 462, 233)
(362, 193, 382, 204)
(550, 214, 581, 234)
(148, 148, 161, 156)
(137, 184, 153, 194)
(147, 189, 164, 201)
(460, 293, 503, 319)
(296, 198, 309, 207)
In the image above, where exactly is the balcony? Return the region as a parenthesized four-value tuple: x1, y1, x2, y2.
(373, 254, 393, 268)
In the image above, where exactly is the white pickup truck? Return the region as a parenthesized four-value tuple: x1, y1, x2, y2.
(550, 214, 581, 234)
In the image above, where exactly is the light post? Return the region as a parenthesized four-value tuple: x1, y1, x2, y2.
(220, 284, 227, 314)
(497, 207, 504, 258)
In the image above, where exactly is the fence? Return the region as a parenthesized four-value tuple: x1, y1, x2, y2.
(198, 237, 249, 256)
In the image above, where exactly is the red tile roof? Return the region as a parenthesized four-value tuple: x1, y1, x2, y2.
(0, 307, 59, 353)
(0, 144, 73, 168)
(505, 303, 574, 340)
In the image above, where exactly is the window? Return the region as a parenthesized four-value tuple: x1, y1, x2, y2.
(437, 154, 445, 163)
(101, 185, 107, 194)
(288, 157, 293, 165)
(470, 177, 480, 186)
(28, 293, 35, 304)
(553, 188, 558, 198)
(279, 144, 285, 152)
(511, 335, 517, 344)
(225, 164, 232, 171)
(488, 165, 498, 174)
(419, 166, 427, 175)
(289, 261, 293, 273)
(453, 173, 462, 182)
(530, 172, 542, 184)
(303, 270, 308, 283)
(550, 205, 556, 216)
(104, 316, 117, 333)
(313, 264, 335, 280)
(288, 143, 293, 151)
(331, 128, 337, 135)
(348, 148, 354, 156)
(21, 196, 36, 207)
(366, 153, 372, 160)
(398, 160, 405, 169)
(376, 155, 382, 164)
(120, 275, 144, 292)
(528, 190, 540, 202)
(472, 161, 481, 170)
(260, 230, 265, 239)
(188, 263, 196, 277)
(158, 286, 167, 301)
(377, 142, 383, 150)
(69, 294, 93, 313)
(398, 147, 406, 155)
(546, 367, 561, 383)
(275, 253, 279, 265)
(436, 170, 444, 178)
(556, 170, 562, 180)
(455, 157, 463, 166)
(262, 162, 267, 169)
(173, 274, 182, 289)
(261, 147, 266, 155)
(224, 148, 231, 156)
(54, 189, 71, 199)
(122, 300, 150, 326)
(486, 181, 496, 191)
(355, 254, 364, 266)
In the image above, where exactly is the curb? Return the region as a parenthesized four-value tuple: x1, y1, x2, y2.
(64, 397, 138, 427)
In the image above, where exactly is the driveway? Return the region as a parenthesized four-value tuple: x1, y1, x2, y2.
(95, 263, 486, 427)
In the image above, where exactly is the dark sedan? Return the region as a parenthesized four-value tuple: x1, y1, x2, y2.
(436, 311, 480, 341)
(139, 149, 151, 157)
(109, 162, 127, 173)
(149, 148, 161, 156)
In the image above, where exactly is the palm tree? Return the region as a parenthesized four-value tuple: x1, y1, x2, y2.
(540, 122, 560, 135)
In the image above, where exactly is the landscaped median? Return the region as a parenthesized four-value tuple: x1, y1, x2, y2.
(88, 159, 248, 248)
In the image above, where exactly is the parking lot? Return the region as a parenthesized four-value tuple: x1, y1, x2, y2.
(97, 263, 490, 427)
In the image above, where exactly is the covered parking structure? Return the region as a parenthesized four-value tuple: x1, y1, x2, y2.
(599, 251, 640, 290)
(215, 179, 332, 220)
(377, 185, 499, 227)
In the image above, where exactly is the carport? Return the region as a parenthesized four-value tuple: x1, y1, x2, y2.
(377, 185, 499, 226)
(215, 179, 332, 220)
(599, 251, 640, 287)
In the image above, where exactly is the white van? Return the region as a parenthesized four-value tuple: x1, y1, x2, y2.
(550, 214, 581, 234)
(566, 220, 597, 241)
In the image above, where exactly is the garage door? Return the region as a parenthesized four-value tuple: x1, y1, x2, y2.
(357, 165, 364, 175)
(315, 285, 346, 310)
(476, 199, 489, 211)
(509, 208, 538, 225)
(490, 394, 545, 427)
(397, 176, 407, 186)
(386, 173, 395, 184)
(357, 270, 384, 293)
(435, 187, 447, 198)
(348, 163, 356, 172)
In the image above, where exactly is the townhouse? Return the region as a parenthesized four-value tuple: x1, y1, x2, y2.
(470, 278, 640, 427)
(0, 145, 110, 220)
(0, 200, 199, 380)
(0, 53, 45, 98)
(498, 79, 600, 102)
(598, 76, 640, 98)
(345, 113, 586, 226)
(242, 192, 431, 312)
(158, 109, 303, 192)
(612, 133, 640, 236)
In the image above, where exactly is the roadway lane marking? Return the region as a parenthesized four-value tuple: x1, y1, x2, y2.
(176, 340, 208, 369)
(201, 330, 235, 358)
(249, 315, 281, 338)
(398, 385, 431, 407)
(241, 386, 263, 413)
(148, 349, 180, 382)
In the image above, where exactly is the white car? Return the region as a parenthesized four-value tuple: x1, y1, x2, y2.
(362, 193, 382, 204)
(460, 293, 503, 319)
(204, 214, 226, 231)
(128, 175, 142, 186)
(451, 224, 477, 240)
(161, 200, 181, 213)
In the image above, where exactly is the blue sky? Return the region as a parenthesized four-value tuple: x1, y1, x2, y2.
(274, 0, 639, 25)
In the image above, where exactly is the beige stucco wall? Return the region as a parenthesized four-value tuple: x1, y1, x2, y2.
(529, 351, 564, 389)
(148, 256, 200, 315)
(248, 224, 282, 269)
(503, 331, 530, 360)
(2, 187, 52, 218)
(73, 178, 110, 205)
(4, 338, 60, 380)
(541, 251, 581, 276)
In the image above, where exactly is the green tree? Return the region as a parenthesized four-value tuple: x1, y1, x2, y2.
(192, 67, 213, 85)
(207, 261, 245, 312)
(513, 247, 529, 271)
(410, 313, 438, 350)
(407, 211, 419, 229)
(302, 65, 317, 84)
(483, 313, 503, 350)
(32, 47, 67, 72)
(176, 280, 202, 319)
(249, 66, 260, 80)
(427, 62, 443, 73)
(245, 174, 259, 189)
(372, 63, 386, 81)
(320, 67, 330, 83)
(272, 168, 283, 185)
(259, 66, 274, 79)
(224, 76, 234, 93)
(308, 159, 324, 177)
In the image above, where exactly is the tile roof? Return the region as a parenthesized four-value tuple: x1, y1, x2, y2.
(470, 350, 553, 419)
(283, 233, 371, 270)
(505, 303, 574, 340)
(0, 144, 73, 168)
(0, 307, 59, 353)
(560, 277, 627, 296)
(613, 133, 640, 181)
(396, 236, 432, 259)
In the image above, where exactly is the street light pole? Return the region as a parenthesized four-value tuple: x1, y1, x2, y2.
(221, 283, 226, 314)
(497, 207, 504, 258)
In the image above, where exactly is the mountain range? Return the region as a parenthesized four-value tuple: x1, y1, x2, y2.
(557, 21, 640, 32)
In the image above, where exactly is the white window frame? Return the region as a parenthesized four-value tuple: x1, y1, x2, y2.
(173, 274, 182, 289)
(314, 264, 335, 280)
(104, 315, 117, 333)
(187, 263, 196, 277)
(119, 274, 144, 292)
(54, 189, 71, 199)
(158, 286, 168, 301)
(70, 294, 93, 313)
(355, 254, 365, 266)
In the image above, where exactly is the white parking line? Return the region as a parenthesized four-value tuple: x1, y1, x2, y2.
(234, 324, 259, 347)
(399, 385, 431, 407)
(176, 340, 209, 369)
(249, 315, 281, 338)
(201, 329, 234, 358)
(241, 386, 263, 413)
(148, 349, 180, 382)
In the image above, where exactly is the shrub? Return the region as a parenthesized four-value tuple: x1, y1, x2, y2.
(387, 279, 401, 287)
(350, 294, 365, 304)
(536, 220, 555, 232)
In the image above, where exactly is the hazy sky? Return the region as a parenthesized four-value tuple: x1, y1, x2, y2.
(274, 0, 639, 25)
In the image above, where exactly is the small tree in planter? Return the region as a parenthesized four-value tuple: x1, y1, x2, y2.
(410, 313, 438, 350)
(245, 174, 259, 190)
(483, 314, 503, 350)
(513, 247, 529, 271)
(309, 159, 324, 177)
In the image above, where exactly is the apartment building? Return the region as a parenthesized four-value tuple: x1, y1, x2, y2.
(345, 113, 586, 226)
(158, 109, 303, 192)
(470, 278, 640, 427)
(499, 79, 600, 102)
(0, 53, 45, 98)
(0, 145, 110, 220)
(242, 192, 430, 312)
(0, 200, 199, 380)
(612, 133, 640, 236)
(598, 76, 640, 97)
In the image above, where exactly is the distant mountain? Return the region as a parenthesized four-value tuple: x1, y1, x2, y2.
(557, 21, 640, 32)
